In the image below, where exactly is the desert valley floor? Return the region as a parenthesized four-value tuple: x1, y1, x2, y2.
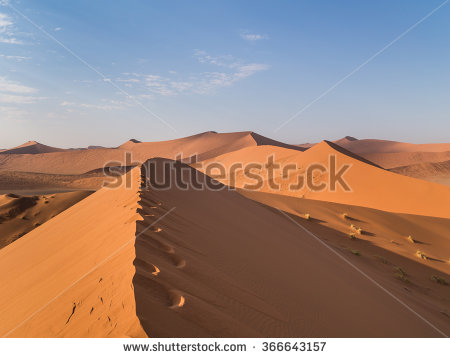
(0, 131, 449, 337)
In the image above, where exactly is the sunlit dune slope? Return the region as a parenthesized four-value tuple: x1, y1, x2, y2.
(0, 167, 145, 337)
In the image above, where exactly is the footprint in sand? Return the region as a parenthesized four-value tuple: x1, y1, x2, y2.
(172, 254, 186, 268)
(140, 226, 187, 269)
(168, 290, 185, 309)
(134, 258, 160, 276)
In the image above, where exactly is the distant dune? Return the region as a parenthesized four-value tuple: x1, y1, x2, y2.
(297, 137, 450, 172)
(1, 141, 66, 155)
(0, 160, 445, 337)
(0, 131, 303, 175)
(333, 138, 450, 155)
(299, 137, 450, 154)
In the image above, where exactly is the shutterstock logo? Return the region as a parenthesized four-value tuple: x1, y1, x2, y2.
(194, 154, 352, 192)
(101, 153, 353, 193)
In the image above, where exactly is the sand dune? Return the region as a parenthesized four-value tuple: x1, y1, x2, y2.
(297, 137, 450, 170)
(333, 138, 450, 155)
(198, 141, 450, 218)
(1, 141, 66, 155)
(118, 139, 142, 148)
(0, 160, 446, 337)
(0, 191, 92, 249)
(0, 131, 300, 175)
(364, 151, 450, 169)
(299, 137, 450, 155)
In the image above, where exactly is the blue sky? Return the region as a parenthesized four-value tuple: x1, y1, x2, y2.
(0, 0, 449, 148)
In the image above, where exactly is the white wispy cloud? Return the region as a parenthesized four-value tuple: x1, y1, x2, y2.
(0, 54, 31, 61)
(0, 77, 46, 104)
(0, 12, 12, 28)
(60, 99, 130, 111)
(54, 27, 62, 32)
(0, 12, 21, 44)
(0, 93, 43, 104)
(115, 50, 269, 97)
(60, 101, 75, 107)
(195, 63, 269, 94)
(116, 78, 140, 83)
(193, 50, 240, 68)
(240, 31, 268, 41)
(0, 105, 27, 120)
(0, 76, 35, 94)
